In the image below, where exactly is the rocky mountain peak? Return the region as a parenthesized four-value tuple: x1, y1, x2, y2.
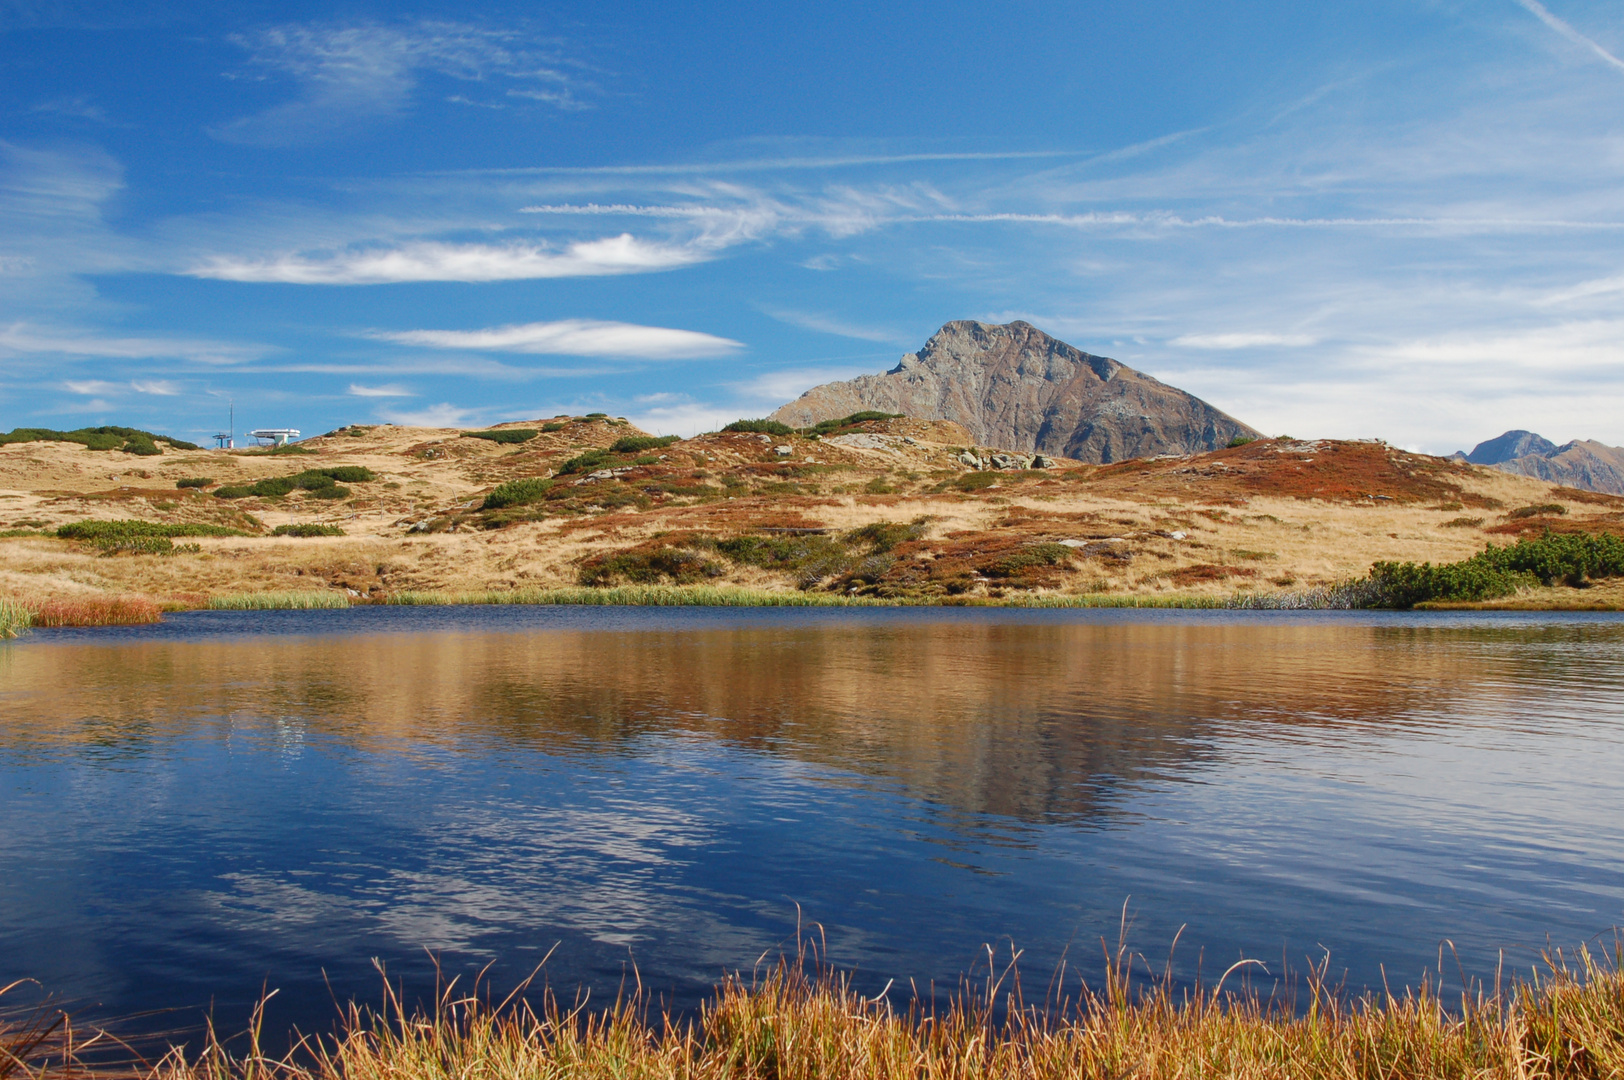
(769, 320, 1258, 463)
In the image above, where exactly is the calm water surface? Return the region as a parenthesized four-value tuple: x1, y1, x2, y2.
(2, 607, 1622, 1039)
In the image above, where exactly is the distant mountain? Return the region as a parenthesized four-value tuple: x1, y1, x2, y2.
(1458, 430, 1624, 495)
(1464, 430, 1557, 465)
(768, 320, 1259, 463)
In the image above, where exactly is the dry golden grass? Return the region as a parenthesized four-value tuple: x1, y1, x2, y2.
(2, 420, 1618, 610)
(12, 941, 1624, 1080)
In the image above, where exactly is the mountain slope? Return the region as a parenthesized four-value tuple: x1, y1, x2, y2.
(1459, 430, 1624, 495)
(768, 320, 1260, 463)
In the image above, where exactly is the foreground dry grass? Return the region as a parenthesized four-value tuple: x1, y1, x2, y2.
(9, 944, 1624, 1080)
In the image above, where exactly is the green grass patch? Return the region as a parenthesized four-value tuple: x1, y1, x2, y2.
(176, 477, 214, 488)
(271, 523, 346, 537)
(610, 434, 680, 453)
(481, 477, 555, 510)
(56, 520, 252, 540)
(207, 591, 351, 610)
(0, 598, 30, 638)
(461, 429, 538, 444)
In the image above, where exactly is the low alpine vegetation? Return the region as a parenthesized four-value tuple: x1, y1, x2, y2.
(461, 429, 538, 444)
(723, 418, 794, 436)
(176, 477, 214, 488)
(609, 434, 680, 453)
(482, 477, 555, 509)
(215, 467, 375, 500)
(1368, 531, 1624, 607)
(0, 425, 198, 454)
(56, 520, 251, 540)
(271, 523, 346, 537)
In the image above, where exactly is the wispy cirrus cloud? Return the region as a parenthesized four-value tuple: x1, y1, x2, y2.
(1512, 0, 1624, 76)
(347, 383, 414, 397)
(1170, 332, 1319, 349)
(211, 20, 591, 146)
(1, 323, 269, 364)
(760, 307, 911, 345)
(188, 235, 706, 284)
(377, 319, 744, 359)
(376, 402, 478, 427)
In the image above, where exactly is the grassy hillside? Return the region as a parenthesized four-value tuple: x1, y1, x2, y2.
(2, 414, 1621, 616)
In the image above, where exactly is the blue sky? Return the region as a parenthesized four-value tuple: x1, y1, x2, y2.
(3, 0, 1624, 452)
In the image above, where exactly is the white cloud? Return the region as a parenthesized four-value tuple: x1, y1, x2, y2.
(761, 307, 910, 345)
(1170, 332, 1320, 349)
(188, 235, 706, 284)
(211, 21, 589, 146)
(377, 402, 476, 427)
(131, 379, 181, 395)
(1, 324, 268, 364)
(347, 382, 414, 397)
(623, 402, 741, 438)
(63, 379, 120, 395)
(1512, 0, 1624, 76)
(730, 366, 876, 405)
(377, 318, 743, 359)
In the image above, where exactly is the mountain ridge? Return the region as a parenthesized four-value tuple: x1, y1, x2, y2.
(769, 320, 1259, 463)
(1457, 430, 1624, 495)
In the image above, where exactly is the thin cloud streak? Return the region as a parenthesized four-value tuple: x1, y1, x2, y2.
(1513, 0, 1624, 75)
(0, 324, 269, 364)
(1172, 332, 1319, 348)
(188, 235, 706, 284)
(378, 319, 744, 359)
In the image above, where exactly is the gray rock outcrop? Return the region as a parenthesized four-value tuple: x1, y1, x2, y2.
(769, 320, 1259, 463)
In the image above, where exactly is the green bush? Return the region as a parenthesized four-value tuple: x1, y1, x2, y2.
(462, 429, 538, 444)
(953, 471, 1002, 491)
(585, 412, 608, 419)
(558, 448, 616, 475)
(1226, 436, 1256, 448)
(579, 545, 723, 585)
(1364, 531, 1624, 607)
(271, 523, 346, 537)
(541, 422, 568, 433)
(482, 477, 555, 509)
(805, 411, 904, 436)
(56, 520, 250, 540)
(176, 477, 214, 489)
(1508, 503, 1567, 519)
(723, 419, 794, 436)
(844, 518, 929, 552)
(214, 467, 374, 499)
(610, 434, 680, 453)
(0, 425, 199, 452)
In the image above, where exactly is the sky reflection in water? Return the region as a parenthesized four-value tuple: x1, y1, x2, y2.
(1, 607, 1622, 1043)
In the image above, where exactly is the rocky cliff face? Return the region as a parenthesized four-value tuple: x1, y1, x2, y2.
(769, 321, 1259, 462)
(1460, 432, 1624, 496)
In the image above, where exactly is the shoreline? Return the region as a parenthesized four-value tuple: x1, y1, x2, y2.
(7, 947, 1622, 1080)
(5, 583, 1623, 634)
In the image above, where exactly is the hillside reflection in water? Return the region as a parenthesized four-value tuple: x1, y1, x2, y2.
(1, 608, 1622, 1042)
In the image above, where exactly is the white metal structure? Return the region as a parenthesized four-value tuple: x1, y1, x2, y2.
(248, 428, 300, 447)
